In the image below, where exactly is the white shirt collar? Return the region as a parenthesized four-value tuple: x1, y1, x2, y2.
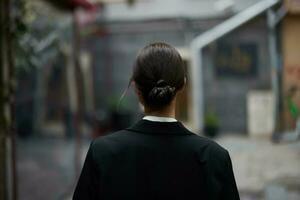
(143, 115, 177, 122)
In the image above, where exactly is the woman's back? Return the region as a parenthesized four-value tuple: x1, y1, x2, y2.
(73, 42, 239, 200)
(73, 119, 239, 200)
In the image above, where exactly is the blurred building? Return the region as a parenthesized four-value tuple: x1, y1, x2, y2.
(16, 0, 300, 136)
(85, 0, 272, 133)
(281, 0, 300, 130)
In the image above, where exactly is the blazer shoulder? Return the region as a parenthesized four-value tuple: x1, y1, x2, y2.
(188, 134, 228, 153)
(177, 126, 227, 154)
(92, 129, 137, 148)
(88, 130, 132, 162)
(186, 134, 229, 163)
(205, 137, 228, 155)
(92, 129, 131, 147)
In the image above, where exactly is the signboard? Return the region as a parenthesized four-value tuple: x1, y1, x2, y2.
(282, 16, 300, 129)
(215, 42, 258, 77)
(285, 0, 300, 14)
(247, 91, 275, 136)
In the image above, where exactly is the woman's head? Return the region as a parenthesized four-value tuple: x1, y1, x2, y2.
(131, 42, 186, 110)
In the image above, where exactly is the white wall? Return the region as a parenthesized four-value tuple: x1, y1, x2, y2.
(103, 0, 263, 21)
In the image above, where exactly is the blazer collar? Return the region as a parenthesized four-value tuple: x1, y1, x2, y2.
(125, 119, 194, 135)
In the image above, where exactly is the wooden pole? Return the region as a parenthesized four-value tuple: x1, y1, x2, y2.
(0, 0, 17, 199)
(7, 0, 18, 197)
(0, 0, 6, 198)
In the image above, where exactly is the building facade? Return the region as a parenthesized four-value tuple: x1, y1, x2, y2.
(85, 0, 272, 133)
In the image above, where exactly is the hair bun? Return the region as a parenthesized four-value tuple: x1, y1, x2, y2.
(147, 80, 176, 106)
(156, 79, 167, 87)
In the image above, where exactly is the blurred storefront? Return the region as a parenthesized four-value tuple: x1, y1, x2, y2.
(85, 0, 272, 133)
(7, 1, 300, 200)
(282, 0, 300, 130)
(13, 0, 300, 136)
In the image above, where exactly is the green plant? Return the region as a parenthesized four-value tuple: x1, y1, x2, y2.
(204, 111, 220, 137)
(106, 94, 130, 112)
(204, 112, 220, 128)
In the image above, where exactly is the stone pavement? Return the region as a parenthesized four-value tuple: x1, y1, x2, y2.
(17, 135, 300, 200)
(17, 137, 90, 200)
(216, 135, 300, 200)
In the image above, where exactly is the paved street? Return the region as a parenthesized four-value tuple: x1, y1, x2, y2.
(17, 137, 90, 200)
(17, 135, 300, 200)
(217, 135, 300, 200)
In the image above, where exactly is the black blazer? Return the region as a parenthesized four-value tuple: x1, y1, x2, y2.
(73, 119, 240, 200)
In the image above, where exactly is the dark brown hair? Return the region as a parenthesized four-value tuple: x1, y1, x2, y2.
(129, 42, 186, 110)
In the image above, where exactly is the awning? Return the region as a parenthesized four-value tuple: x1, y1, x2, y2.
(44, 0, 96, 11)
(71, 0, 96, 10)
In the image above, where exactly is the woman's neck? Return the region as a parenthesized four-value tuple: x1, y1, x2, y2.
(143, 99, 176, 118)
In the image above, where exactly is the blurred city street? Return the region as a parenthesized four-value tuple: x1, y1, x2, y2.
(17, 134, 300, 200)
(1, 0, 300, 199)
(218, 135, 300, 200)
(17, 137, 90, 200)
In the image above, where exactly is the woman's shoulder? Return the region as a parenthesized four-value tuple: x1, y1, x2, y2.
(187, 134, 229, 159)
(91, 128, 229, 161)
(91, 129, 130, 147)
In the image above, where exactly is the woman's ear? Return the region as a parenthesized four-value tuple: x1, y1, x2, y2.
(132, 81, 140, 96)
(132, 81, 145, 105)
(178, 77, 187, 92)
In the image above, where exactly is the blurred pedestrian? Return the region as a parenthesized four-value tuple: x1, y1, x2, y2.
(73, 42, 240, 200)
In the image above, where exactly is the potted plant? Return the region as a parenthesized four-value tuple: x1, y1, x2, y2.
(107, 95, 132, 131)
(204, 111, 220, 138)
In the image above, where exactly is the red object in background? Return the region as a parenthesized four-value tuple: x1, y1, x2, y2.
(71, 0, 97, 11)
(44, 0, 98, 11)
